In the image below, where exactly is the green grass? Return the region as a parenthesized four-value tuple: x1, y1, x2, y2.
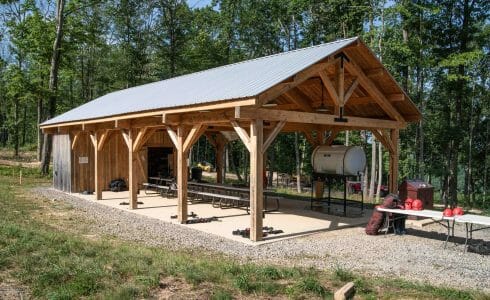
(0, 166, 486, 299)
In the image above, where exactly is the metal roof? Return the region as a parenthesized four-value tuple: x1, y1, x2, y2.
(42, 37, 358, 126)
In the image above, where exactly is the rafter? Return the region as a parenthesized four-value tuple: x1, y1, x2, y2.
(257, 58, 338, 105)
(344, 58, 405, 122)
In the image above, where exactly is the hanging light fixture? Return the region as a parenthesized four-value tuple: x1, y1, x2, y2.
(316, 83, 328, 113)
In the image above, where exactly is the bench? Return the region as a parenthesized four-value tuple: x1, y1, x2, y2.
(142, 182, 175, 197)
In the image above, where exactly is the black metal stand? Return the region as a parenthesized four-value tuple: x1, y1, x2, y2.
(310, 173, 363, 217)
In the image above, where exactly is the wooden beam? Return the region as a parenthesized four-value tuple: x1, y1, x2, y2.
(92, 131, 103, 200)
(97, 130, 112, 152)
(302, 131, 317, 146)
(257, 59, 338, 105)
(40, 98, 256, 129)
(344, 59, 405, 122)
(249, 119, 264, 241)
(238, 108, 404, 129)
(121, 129, 130, 148)
(319, 70, 339, 108)
(183, 124, 206, 153)
(325, 128, 341, 145)
(388, 129, 399, 193)
(231, 120, 251, 152)
(132, 127, 149, 152)
(136, 152, 146, 182)
(262, 121, 286, 153)
(71, 131, 81, 150)
(337, 59, 345, 106)
(372, 130, 394, 154)
(176, 125, 188, 223)
(282, 89, 314, 113)
(366, 67, 385, 78)
(138, 127, 157, 150)
(127, 129, 138, 209)
(89, 132, 97, 148)
(166, 127, 179, 149)
(262, 120, 285, 153)
(344, 78, 359, 103)
(347, 94, 405, 106)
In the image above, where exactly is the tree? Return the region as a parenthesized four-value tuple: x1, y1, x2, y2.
(40, 0, 65, 175)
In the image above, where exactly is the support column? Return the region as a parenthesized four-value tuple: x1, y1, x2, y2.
(90, 131, 103, 200)
(177, 125, 188, 224)
(128, 129, 138, 209)
(250, 119, 264, 241)
(389, 129, 399, 193)
(216, 143, 225, 184)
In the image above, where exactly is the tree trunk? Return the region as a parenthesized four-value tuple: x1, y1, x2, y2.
(376, 142, 382, 203)
(37, 97, 43, 161)
(294, 132, 301, 193)
(369, 138, 376, 202)
(40, 0, 65, 175)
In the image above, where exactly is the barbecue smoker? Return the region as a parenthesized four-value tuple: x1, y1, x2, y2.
(310, 145, 366, 216)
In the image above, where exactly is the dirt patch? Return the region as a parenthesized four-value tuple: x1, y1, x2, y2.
(0, 275, 30, 300)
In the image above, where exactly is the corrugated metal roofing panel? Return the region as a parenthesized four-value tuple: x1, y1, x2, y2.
(42, 37, 358, 126)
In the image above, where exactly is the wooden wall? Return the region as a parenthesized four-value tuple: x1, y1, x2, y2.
(71, 132, 94, 193)
(55, 129, 176, 193)
(53, 134, 72, 192)
(99, 132, 129, 190)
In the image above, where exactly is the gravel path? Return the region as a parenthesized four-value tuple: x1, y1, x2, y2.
(35, 188, 490, 292)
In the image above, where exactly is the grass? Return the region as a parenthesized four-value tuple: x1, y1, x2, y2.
(0, 165, 487, 299)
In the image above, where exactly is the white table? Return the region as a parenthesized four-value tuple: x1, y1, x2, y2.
(454, 214, 490, 252)
(376, 208, 456, 248)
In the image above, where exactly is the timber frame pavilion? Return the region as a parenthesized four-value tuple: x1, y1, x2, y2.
(41, 37, 421, 241)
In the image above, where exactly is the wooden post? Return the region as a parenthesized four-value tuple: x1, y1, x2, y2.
(389, 129, 399, 193)
(177, 125, 188, 223)
(128, 129, 138, 209)
(90, 131, 103, 200)
(216, 142, 225, 184)
(249, 119, 264, 241)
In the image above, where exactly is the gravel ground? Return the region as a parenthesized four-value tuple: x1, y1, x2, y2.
(35, 187, 490, 292)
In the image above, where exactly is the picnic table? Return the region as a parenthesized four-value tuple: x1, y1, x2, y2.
(145, 177, 280, 213)
(376, 207, 490, 252)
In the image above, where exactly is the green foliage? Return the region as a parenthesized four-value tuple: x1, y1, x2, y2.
(0, 0, 488, 203)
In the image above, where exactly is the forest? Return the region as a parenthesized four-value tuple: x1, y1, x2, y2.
(0, 0, 488, 207)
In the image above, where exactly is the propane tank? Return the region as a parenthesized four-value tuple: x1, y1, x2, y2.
(311, 145, 366, 176)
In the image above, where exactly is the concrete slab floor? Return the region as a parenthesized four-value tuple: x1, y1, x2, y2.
(73, 190, 372, 245)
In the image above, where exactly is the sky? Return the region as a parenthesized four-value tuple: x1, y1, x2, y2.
(187, 0, 212, 9)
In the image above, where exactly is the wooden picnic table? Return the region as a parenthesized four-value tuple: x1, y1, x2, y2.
(146, 177, 280, 213)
